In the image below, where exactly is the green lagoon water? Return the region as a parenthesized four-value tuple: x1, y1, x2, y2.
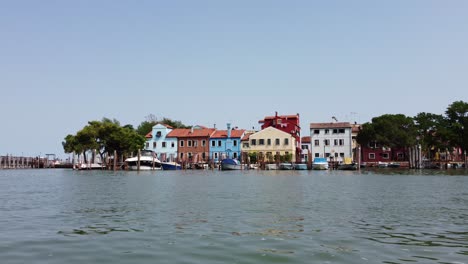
(0, 169, 467, 264)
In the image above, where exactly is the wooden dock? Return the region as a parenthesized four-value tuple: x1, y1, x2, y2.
(1, 155, 50, 169)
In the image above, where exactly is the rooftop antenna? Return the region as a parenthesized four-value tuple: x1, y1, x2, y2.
(332, 116, 338, 122)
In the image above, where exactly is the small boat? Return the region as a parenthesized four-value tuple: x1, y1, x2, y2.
(265, 163, 278, 170)
(279, 163, 294, 170)
(220, 158, 244, 170)
(337, 163, 358, 170)
(312, 158, 329, 170)
(377, 161, 388, 168)
(293, 163, 308, 170)
(161, 161, 182, 170)
(75, 162, 104, 170)
(125, 150, 161, 170)
(387, 162, 400, 168)
(337, 158, 358, 170)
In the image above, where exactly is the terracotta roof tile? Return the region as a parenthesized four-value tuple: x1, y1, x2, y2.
(259, 114, 299, 123)
(145, 131, 152, 138)
(301, 136, 311, 143)
(211, 129, 245, 139)
(166, 128, 215, 138)
(310, 122, 353, 129)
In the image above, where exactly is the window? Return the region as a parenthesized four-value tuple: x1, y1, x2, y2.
(153, 142, 157, 148)
(202, 152, 206, 159)
(251, 139, 257, 146)
(156, 131, 162, 137)
(340, 153, 344, 157)
(194, 140, 198, 147)
(333, 129, 338, 134)
(188, 153, 192, 160)
(382, 153, 389, 159)
(211, 141, 215, 147)
(162, 142, 166, 148)
(243, 142, 249, 148)
(335, 152, 339, 158)
(218, 140, 222, 147)
(314, 129, 320, 134)
(202, 140, 206, 147)
(325, 153, 330, 157)
(146, 142, 149, 148)
(259, 139, 265, 145)
(180, 153, 184, 159)
(214, 152, 218, 159)
(369, 153, 375, 159)
(334, 139, 338, 146)
(284, 138, 289, 145)
(275, 138, 280, 145)
(339, 139, 344, 146)
(314, 140, 319, 146)
(180, 140, 184, 147)
(315, 153, 320, 157)
(324, 139, 330, 146)
(302, 145, 309, 150)
(188, 140, 192, 147)
(325, 129, 329, 134)
(233, 140, 237, 147)
(233, 152, 238, 159)
(171, 142, 175, 148)
(267, 139, 271, 145)
(339, 129, 345, 133)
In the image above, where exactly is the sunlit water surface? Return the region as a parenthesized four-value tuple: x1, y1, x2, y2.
(0, 169, 467, 264)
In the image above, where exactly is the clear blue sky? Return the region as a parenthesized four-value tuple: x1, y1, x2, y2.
(1, 0, 467, 158)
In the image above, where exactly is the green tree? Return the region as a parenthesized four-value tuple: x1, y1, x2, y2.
(62, 118, 145, 167)
(413, 112, 451, 159)
(357, 114, 418, 149)
(445, 100, 468, 153)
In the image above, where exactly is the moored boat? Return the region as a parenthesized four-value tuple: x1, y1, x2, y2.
(220, 158, 244, 170)
(293, 163, 308, 170)
(125, 150, 161, 170)
(312, 158, 329, 170)
(279, 163, 294, 170)
(161, 161, 182, 170)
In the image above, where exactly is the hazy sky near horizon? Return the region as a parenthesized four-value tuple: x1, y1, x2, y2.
(1, 0, 467, 158)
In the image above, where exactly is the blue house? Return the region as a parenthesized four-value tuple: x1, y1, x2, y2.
(209, 123, 245, 163)
(144, 124, 177, 162)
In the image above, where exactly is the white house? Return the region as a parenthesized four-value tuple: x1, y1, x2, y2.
(309, 122, 353, 163)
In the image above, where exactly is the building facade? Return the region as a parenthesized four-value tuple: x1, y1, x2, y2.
(258, 112, 301, 160)
(300, 136, 311, 163)
(241, 126, 297, 162)
(209, 123, 245, 163)
(166, 126, 215, 163)
(144, 123, 177, 162)
(309, 122, 353, 163)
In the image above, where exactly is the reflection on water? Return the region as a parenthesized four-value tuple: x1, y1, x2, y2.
(0, 169, 467, 264)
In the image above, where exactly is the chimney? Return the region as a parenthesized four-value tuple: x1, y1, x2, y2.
(227, 123, 231, 138)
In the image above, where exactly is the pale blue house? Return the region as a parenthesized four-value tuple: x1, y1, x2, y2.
(144, 124, 177, 162)
(209, 123, 245, 163)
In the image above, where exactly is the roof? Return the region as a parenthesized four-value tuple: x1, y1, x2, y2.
(301, 136, 311, 143)
(310, 122, 353, 129)
(166, 128, 215, 138)
(210, 129, 246, 139)
(259, 114, 299, 123)
(156, 123, 174, 129)
(145, 132, 152, 138)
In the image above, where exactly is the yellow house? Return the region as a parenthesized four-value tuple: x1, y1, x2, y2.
(241, 127, 297, 162)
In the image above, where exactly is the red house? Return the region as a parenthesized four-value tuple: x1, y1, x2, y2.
(360, 144, 407, 166)
(259, 112, 301, 160)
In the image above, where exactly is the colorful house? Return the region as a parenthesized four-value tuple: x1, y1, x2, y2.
(209, 123, 245, 163)
(144, 123, 177, 162)
(309, 122, 353, 163)
(300, 136, 311, 163)
(241, 126, 297, 162)
(166, 126, 215, 163)
(259, 112, 301, 160)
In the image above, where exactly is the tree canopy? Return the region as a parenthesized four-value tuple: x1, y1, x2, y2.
(136, 114, 190, 136)
(62, 118, 145, 164)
